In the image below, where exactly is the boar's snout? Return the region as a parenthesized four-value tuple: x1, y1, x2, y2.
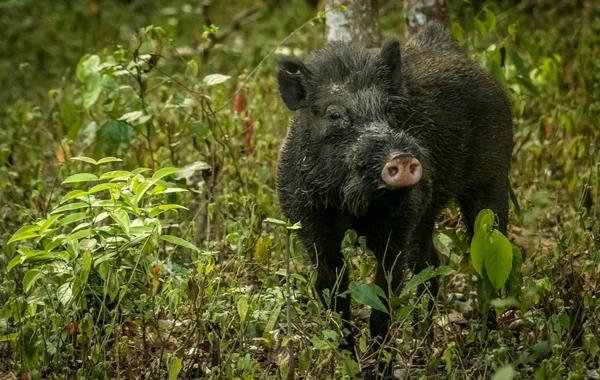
(381, 155, 422, 188)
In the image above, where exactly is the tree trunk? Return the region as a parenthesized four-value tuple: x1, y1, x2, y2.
(404, 0, 449, 37)
(325, 0, 380, 48)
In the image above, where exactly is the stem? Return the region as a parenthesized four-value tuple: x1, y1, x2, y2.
(285, 230, 292, 337)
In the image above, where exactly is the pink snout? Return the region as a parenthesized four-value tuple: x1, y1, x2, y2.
(381, 155, 422, 188)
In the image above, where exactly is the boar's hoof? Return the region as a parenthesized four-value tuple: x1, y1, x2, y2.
(381, 155, 422, 188)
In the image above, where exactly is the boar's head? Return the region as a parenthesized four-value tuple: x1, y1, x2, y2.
(277, 40, 429, 216)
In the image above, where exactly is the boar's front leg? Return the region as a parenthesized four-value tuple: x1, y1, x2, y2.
(296, 208, 355, 350)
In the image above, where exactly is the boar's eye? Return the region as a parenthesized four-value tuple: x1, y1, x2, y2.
(326, 105, 344, 122)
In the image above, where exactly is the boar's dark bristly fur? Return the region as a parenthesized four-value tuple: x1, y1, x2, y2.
(276, 23, 513, 350)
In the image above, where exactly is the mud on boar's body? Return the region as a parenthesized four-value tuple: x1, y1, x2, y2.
(276, 23, 513, 348)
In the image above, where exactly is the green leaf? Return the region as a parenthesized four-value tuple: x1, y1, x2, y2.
(97, 157, 123, 165)
(71, 156, 98, 165)
(109, 209, 130, 234)
(39, 214, 63, 235)
(189, 120, 210, 139)
(492, 365, 517, 380)
(7, 255, 24, 272)
(508, 49, 528, 78)
(474, 18, 487, 37)
(451, 21, 463, 40)
(167, 355, 183, 380)
(160, 235, 200, 251)
(148, 204, 188, 217)
(484, 8, 496, 32)
(203, 73, 231, 86)
(23, 269, 42, 292)
(83, 72, 102, 110)
(399, 266, 435, 297)
(60, 212, 88, 226)
(8, 230, 40, 245)
(62, 173, 98, 184)
(184, 59, 198, 80)
(237, 296, 249, 322)
(348, 281, 388, 314)
(66, 228, 94, 242)
(87, 183, 114, 194)
(119, 111, 151, 125)
(484, 230, 513, 291)
(152, 167, 180, 181)
(99, 170, 131, 180)
(470, 209, 495, 276)
(435, 265, 454, 276)
(265, 218, 287, 226)
(60, 190, 89, 204)
(76, 54, 100, 82)
(51, 202, 90, 214)
(95, 120, 134, 156)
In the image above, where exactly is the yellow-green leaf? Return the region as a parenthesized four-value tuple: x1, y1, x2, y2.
(62, 173, 98, 184)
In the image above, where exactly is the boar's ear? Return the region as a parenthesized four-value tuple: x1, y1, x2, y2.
(380, 40, 402, 84)
(276, 54, 309, 111)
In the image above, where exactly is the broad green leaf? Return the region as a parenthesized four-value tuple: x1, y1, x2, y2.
(203, 73, 231, 86)
(62, 173, 98, 184)
(184, 59, 198, 80)
(76, 54, 100, 82)
(399, 266, 435, 297)
(348, 281, 388, 314)
(119, 111, 150, 125)
(97, 157, 123, 165)
(81, 250, 92, 285)
(265, 301, 284, 332)
(484, 8, 496, 32)
(44, 236, 65, 252)
(451, 21, 463, 40)
(109, 209, 130, 234)
(87, 183, 113, 194)
(484, 230, 513, 291)
(100, 171, 131, 180)
(7, 255, 24, 272)
(84, 72, 102, 110)
(23, 269, 42, 292)
(66, 228, 94, 242)
(492, 365, 517, 380)
(237, 296, 249, 322)
(167, 355, 183, 380)
(148, 204, 188, 217)
(57, 282, 73, 306)
(151, 167, 180, 181)
(51, 202, 90, 214)
(474, 18, 487, 37)
(133, 179, 154, 204)
(61, 212, 88, 226)
(508, 49, 528, 78)
(265, 218, 287, 226)
(161, 235, 200, 251)
(95, 120, 134, 156)
(470, 209, 495, 275)
(8, 230, 40, 245)
(39, 214, 63, 235)
(71, 156, 98, 165)
(189, 121, 210, 139)
(435, 265, 454, 276)
(60, 190, 88, 204)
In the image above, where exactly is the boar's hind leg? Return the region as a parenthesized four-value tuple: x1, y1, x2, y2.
(459, 180, 510, 238)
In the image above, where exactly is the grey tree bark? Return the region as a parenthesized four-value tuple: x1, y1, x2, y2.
(404, 0, 449, 37)
(325, 0, 380, 48)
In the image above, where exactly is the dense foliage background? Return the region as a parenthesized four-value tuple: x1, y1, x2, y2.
(0, 0, 598, 379)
